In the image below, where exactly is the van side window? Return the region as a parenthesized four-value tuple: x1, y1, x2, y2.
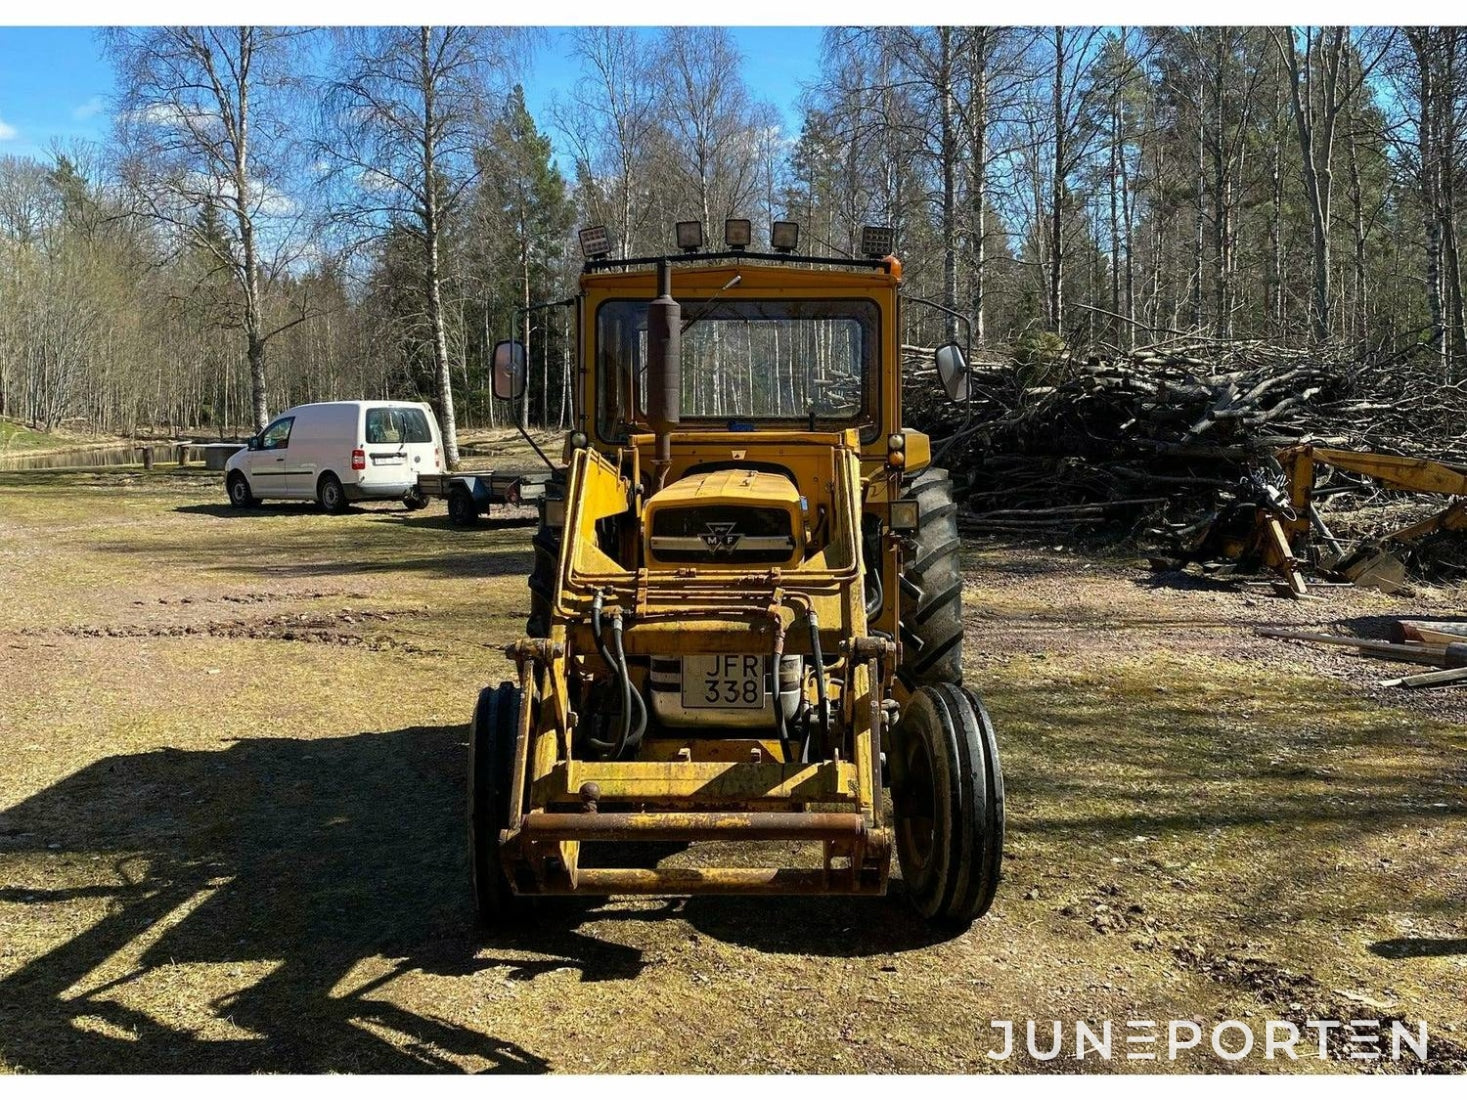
(367, 407, 431, 444)
(260, 417, 294, 450)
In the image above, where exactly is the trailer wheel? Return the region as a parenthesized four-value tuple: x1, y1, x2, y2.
(890, 682, 1004, 926)
(227, 472, 256, 509)
(448, 486, 479, 527)
(468, 681, 528, 925)
(898, 467, 965, 689)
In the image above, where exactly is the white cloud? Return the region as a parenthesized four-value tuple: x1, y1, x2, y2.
(0, 117, 17, 142)
(73, 96, 105, 121)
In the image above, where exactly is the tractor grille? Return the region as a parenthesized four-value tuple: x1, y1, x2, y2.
(648, 505, 795, 564)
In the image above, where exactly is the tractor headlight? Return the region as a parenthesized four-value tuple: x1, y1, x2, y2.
(890, 500, 919, 532)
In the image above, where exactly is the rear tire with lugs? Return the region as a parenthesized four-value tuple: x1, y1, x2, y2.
(898, 466, 964, 688)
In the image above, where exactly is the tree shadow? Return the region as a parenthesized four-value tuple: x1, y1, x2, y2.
(383, 512, 538, 533)
(1370, 938, 1467, 959)
(174, 502, 325, 519)
(0, 724, 629, 1073)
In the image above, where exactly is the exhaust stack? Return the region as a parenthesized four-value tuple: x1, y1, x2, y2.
(646, 259, 681, 488)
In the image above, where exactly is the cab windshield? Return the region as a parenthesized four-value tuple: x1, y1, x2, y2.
(596, 297, 878, 440)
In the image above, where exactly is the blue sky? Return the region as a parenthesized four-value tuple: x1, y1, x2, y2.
(0, 26, 825, 164)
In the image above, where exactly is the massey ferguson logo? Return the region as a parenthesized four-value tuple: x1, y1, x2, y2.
(699, 522, 742, 552)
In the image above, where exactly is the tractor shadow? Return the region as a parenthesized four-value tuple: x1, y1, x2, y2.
(0, 724, 629, 1073)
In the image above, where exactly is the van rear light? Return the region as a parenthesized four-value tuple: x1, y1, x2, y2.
(352, 449, 366, 470)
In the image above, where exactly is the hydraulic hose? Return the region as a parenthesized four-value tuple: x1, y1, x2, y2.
(610, 613, 647, 755)
(807, 608, 831, 759)
(587, 591, 646, 759)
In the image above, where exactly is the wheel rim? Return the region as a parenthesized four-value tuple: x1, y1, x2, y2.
(897, 725, 938, 870)
(231, 479, 246, 503)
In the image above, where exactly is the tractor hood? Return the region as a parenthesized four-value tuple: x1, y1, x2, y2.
(643, 468, 806, 568)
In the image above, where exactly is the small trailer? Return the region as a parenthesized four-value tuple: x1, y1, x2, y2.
(416, 470, 550, 527)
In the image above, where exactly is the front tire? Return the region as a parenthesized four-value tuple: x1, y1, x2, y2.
(317, 473, 348, 514)
(890, 682, 1004, 926)
(468, 682, 527, 925)
(226, 472, 256, 509)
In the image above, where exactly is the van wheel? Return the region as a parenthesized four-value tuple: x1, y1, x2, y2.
(227, 472, 256, 509)
(317, 473, 348, 514)
(448, 486, 479, 527)
(403, 488, 429, 511)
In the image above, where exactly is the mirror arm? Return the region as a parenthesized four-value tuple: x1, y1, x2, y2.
(902, 294, 976, 464)
(508, 305, 558, 474)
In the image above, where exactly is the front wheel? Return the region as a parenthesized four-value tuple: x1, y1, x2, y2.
(226, 472, 256, 509)
(468, 682, 528, 925)
(890, 682, 1004, 927)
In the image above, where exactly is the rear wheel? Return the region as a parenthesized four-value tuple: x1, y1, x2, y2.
(227, 472, 256, 509)
(448, 486, 479, 527)
(898, 467, 965, 689)
(317, 473, 348, 515)
(526, 525, 561, 637)
(468, 682, 528, 925)
(890, 682, 1004, 926)
(403, 487, 429, 511)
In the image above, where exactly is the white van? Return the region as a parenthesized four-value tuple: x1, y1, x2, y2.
(225, 400, 444, 513)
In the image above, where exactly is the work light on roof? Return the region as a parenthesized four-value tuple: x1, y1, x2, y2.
(724, 218, 751, 251)
(770, 220, 799, 253)
(578, 225, 611, 260)
(675, 221, 704, 253)
(860, 225, 895, 258)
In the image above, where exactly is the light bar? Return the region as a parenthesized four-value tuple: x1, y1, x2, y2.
(724, 218, 751, 250)
(860, 225, 894, 258)
(675, 221, 704, 253)
(770, 220, 799, 253)
(578, 225, 611, 260)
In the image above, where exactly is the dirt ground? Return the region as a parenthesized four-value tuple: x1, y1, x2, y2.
(1, 462, 1464, 1074)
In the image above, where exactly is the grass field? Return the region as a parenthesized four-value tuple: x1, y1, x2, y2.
(1, 464, 1464, 1073)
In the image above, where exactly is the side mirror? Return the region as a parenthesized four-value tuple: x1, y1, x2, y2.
(935, 343, 969, 403)
(246, 435, 258, 451)
(492, 340, 526, 402)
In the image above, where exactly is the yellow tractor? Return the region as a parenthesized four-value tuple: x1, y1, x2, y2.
(471, 221, 1003, 927)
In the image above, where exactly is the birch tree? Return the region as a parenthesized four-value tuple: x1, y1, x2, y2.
(322, 26, 520, 466)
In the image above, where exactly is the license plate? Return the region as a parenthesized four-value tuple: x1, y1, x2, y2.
(371, 453, 404, 466)
(681, 655, 766, 709)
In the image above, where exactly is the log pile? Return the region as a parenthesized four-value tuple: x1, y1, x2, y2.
(905, 337, 1467, 548)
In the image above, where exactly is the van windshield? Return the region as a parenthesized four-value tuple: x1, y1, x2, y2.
(366, 406, 432, 444)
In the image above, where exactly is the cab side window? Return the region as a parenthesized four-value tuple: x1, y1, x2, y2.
(260, 417, 294, 450)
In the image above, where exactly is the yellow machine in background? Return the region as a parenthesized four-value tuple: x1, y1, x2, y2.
(1181, 443, 1467, 595)
(468, 221, 1003, 927)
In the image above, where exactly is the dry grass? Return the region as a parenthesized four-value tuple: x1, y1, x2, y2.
(0, 466, 1464, 1073)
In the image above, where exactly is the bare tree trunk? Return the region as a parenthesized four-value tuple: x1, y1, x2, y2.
(1049, 28, 1065, 336)
(420, 28, 459, 466)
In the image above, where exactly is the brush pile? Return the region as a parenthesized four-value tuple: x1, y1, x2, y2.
(905, 336, 1467, 548)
